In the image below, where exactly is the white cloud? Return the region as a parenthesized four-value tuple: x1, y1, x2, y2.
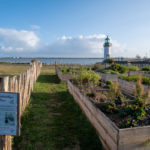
(30, 25, 40, 30)
(42, 34, 127, 57)
(0, 28, 128, 57)
(0, 28, 40, 53)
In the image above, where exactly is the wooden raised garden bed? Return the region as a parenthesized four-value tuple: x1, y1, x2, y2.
(55, 67, 72, 82)
(118, 79, 150, 98)
(67, 80, 150, 150)
(98, 72, 119, 82)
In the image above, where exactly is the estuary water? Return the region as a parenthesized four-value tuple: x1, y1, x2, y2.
(0, 58, 103, 65)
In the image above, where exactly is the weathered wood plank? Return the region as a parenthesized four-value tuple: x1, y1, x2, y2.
(67, 81, 118, 150)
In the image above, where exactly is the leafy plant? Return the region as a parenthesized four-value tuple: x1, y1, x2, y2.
(120, 75, 150, 86)
(75, 70, 101, 86)
(135, 75, 143, 99)
(106, 81, 113, 86)
(127, 65, 139, 71)
(103, 58, 114, 64)
(92, 64, 103, 71)
(109, 64, 128, 74)
(104, 102, 118, 113)
(142, 66, 150, 71)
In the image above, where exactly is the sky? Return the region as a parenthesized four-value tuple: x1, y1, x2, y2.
(0, 0, 150, 58)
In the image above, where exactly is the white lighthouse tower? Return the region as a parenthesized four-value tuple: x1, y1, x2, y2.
(103, 36, 112, 60)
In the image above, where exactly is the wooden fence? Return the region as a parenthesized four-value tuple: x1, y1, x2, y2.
(67, 80, 150, 150)
(0, 61, 42, 150)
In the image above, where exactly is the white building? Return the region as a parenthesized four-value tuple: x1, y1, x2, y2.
(103, 36, 112, 60)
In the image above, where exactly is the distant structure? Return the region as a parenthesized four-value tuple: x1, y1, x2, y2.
(103, 36, 112, 60)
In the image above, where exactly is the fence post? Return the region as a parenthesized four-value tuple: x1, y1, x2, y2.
(0, 76, 12, 150)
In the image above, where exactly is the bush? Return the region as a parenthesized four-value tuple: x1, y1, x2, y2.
(120, 75, 150, 86)
(102, 69, 119, 75)
(92, 64, 102, 71)
(106, 81, 113, 86)
(127, 65, 139, 71)
(75, 70, 101, 86)
(103, 58, 114, 63)
(109, 64, 128, 74)
(142, 66, 150, 71)
(120, 75, 138, 82)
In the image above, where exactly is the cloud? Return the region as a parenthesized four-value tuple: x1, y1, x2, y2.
(30, 25, 40, 30)
(41, 34, 127, 57)
(0, 28, 127, 57)
(0, 28, 40, 53)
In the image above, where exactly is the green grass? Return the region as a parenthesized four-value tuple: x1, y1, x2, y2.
(0, 64, 29, 76)
(120, 75, 150, 86)
(13, 66, 103, 150)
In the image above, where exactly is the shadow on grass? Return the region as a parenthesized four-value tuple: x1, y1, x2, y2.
(13, 90, 103, 150)
(37, 74, 61, 84)
(49, 91, 103, 150)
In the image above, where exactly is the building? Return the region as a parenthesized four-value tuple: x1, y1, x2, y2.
(103, 36, 112, 60)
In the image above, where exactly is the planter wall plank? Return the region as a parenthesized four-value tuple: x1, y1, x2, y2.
(118, 127, 150, 150)
(98, 73, 119, 82)
(56, 68, 72, 82)
(129, 71, 150, 78)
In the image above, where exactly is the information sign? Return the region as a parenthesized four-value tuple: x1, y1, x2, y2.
(0, 92, 20, 136)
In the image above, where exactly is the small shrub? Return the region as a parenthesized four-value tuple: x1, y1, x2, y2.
(127, 65, 139, 71)
(75, 70, 101, 86)
(135, 76, 143, 99)
(92, 64, 102, 71)
(103, 58, 114, 63)
(109, 64, 128, 74)
(120, 75, 150, 86)
(106, 81, 113, 86)
(142, 66, 150, 71)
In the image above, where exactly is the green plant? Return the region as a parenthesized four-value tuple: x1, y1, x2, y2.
(104, 102, 118, 113)
(109, 64, 128, 74)
(135, 75, 143, 99)
(92, 64, 102, 71)
(103, 58, 114, 63)
(119, 103, 146, 120)
(106, 81, 113, 86)
(75, 70, 101, 86)
(142, 66, 150, 71)
(110, 81, 122, 99)
(120, 75, 150, 86)
(127, 65, 139, 71)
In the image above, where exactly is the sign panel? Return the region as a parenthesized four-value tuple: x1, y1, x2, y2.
(0, 92, 20, 136)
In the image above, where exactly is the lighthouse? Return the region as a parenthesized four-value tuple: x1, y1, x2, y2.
(103, 36, 112, 60)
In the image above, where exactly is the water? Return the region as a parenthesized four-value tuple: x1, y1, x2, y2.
(0, 58, 103, 65)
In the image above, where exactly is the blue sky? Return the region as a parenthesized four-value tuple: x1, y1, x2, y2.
(0, 0, 150, 57)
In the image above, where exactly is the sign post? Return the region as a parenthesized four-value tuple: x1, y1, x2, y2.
(0, 92, 20, 136)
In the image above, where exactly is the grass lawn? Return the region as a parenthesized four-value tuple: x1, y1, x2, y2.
(0, 64, 29, 76)
(13, 65, 103, 150)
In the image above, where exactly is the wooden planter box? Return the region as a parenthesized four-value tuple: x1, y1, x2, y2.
(98, 72, 119, 82)
(56, 68, 72, 82)
(67, 80, 150, 150)
(128, 71, 150, 78)
(118, 79, 150, 98)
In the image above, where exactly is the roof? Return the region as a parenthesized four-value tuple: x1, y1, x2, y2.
(104, 36, 112, 47)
